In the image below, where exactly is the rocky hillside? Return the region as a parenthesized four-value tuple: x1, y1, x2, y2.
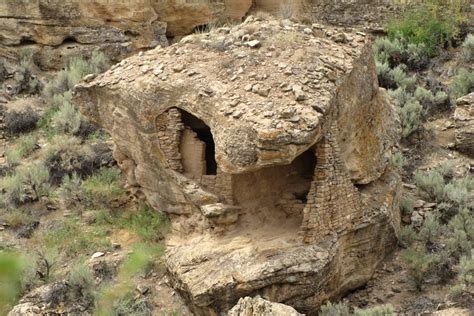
(0, 1, 473, 315)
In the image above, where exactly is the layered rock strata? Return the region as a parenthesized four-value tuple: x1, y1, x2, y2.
(74, 17, 401, 314)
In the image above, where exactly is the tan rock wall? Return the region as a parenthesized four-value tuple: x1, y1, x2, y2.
(301, 122, 363, 243)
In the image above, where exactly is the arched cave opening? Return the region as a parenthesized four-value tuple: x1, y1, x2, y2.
(178, 109, 217, 177)
(19, 37, 37, 46)
(61, 36, 78, 46)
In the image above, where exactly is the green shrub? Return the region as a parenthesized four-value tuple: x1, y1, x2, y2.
(3, 209, 32, 229)
(0, 174, 22, 207)
(43, 51, 109, 100)
(94, 243, 162, 315)
(319, 301, 351, 316)
(401, 245, 436, 291)
(461, 34, 474, 62)
(354, 304, 395, 316)
(42, 134, 94, 184)
(400, 195, 415, 215)
(4, 109, 39, 135)
(68, 259, 95, 303)
(35, 246, 59, 282)
(4, 148, 21, 168)
(444, 177, 474, 209)
(414, 168, 445, 202)
(389, 151, 406, 171)
(82, 168, 125, 207)
(395, 97, 423, 138)
(399, 225, 417, 248)
(418, 213, 441, 246)
(386, 4, 459, 55)
(446, 208, 474, 256)
(450, 68, 474, 98)
(414, 86, 448, 109)
(59, 173, 83, 208)
(5, 134, 38, 167)
(51, 91, 82, 135)
(390, 65, 417, 90)
(41, 219, 111, 255)
(373, 35, 429, 70)
(120, 205, 168, 242)
(112, 291, 151, 316)
(16, 163, 50, 202)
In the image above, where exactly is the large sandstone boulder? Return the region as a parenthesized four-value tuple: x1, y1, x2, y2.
(74, 17, 401, 314)
(453, 93, 474, 158)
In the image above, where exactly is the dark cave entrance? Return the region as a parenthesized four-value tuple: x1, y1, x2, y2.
(179, 109, 217, 177)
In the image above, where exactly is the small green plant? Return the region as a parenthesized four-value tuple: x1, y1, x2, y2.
(414, 168, 445, 202)
(450, 68, 474, 98)
(94, 243, 162, 316)
(460, 34, 474, 62)
(4, 147, 21, 168)
(395, 97, 424, 138)
(43, 51, 109, 100)
(0, 173, 22, 207)
(68, 258, 95, 303)
(120, 205, 168, 242)
(449, 251, 474, 300)
(16, 163, 50, 202)
(40, 218, 111, 256)
(389, 151, 406, 171)
(51, 91, 82, 135)
(35, 246, 59, 282)
(354, 304, 395, 316)
(418, 213, 441, 246)
(112, 291, 151, 316)
(82, 168, 125, 207)
(59, 173, 83, 208)
(445, 208, 474, 256)
(319, 301, 351, 316)
(3, 209, 31, 229)
(4, 134, 38, 167)
(400, 195, 415, 215)
(399, 225, 417, 248)
(401, 245, 436, 291)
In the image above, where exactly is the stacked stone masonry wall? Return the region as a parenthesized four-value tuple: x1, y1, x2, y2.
(301, 122, 363, 243)
(156, 108, 233, 204)
(156, 108, 184, 172)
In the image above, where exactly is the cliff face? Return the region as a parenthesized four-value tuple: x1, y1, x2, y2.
(0, 0, 252, 69)
(0, 0, 400, 70)
(74, 17, 401, 314)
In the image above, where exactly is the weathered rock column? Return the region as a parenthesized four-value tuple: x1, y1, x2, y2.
(301, 122, 363, 243)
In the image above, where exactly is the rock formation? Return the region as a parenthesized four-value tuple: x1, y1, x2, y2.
(0, 0, 251, 69)
(0, 0, 402, 70)
(453, 93, 473, 158)
(229, 296, 303, 316)
(74, 17, 401, 314)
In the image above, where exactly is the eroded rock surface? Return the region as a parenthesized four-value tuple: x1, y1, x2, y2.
(74, 17, 401, 314)
(454, 93, 474, 158)
(0, 0, 251, 69)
